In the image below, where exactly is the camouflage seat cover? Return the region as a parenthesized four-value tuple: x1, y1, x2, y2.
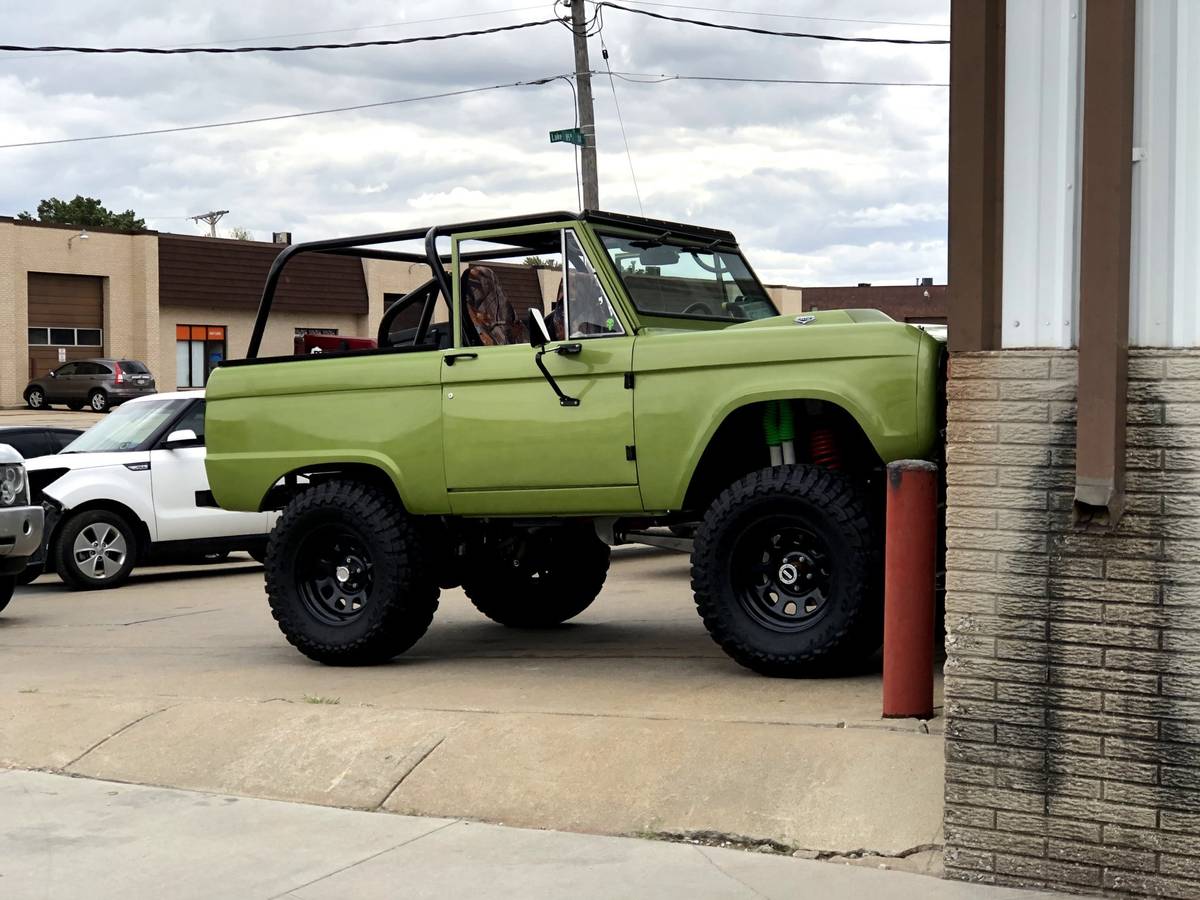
(461, 265, 527, 346)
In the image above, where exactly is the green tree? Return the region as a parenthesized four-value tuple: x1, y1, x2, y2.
(227, 225, 253, 241)
(17, 195, 145, 231)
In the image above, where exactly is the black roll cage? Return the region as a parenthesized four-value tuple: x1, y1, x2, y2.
(244, 209, 741, 360)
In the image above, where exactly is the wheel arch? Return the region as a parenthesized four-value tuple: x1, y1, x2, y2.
(259, 461, 405, 512)
(53, 499, 153, 557)
(680, 397, 883, 515)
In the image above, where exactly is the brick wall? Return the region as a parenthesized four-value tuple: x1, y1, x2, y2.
(942, 349, 1200, 897)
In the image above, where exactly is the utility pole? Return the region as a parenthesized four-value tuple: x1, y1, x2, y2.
(569, 0, 599, 209)
(190, 210, 229, 237)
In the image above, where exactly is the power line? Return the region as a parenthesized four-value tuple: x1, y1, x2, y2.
(0, 76, 573, 149)
(0, 18, 556, 55)
(609, 71, 949, 87)
(597, 2, 950, 45)
(599, 41, 644, 215)
(610, 0, 948, 29)
(0, 5, 550, 63)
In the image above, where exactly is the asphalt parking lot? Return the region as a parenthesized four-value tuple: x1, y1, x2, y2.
(0, 543, 945, 868)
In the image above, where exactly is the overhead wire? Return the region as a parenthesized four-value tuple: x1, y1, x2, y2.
(596, 2, 950, 45)
(0, 18, 557, 54)
(0, 5, 550, 63)
(609, 71, 949, 87)
(593, 6, 644, 214)
(0, 75, 575, 149)
(603, 1, 948, 29)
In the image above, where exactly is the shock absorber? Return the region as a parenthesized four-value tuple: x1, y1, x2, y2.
(810, 426, 841, 470)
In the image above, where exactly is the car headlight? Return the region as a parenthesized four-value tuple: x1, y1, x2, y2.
(0, 464, 26, 507)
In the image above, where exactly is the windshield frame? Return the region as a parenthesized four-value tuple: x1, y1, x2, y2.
(596, 229, 779, 325)
(60, 398, 196, 455)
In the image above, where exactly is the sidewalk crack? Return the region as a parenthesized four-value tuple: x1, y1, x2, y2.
(62, 704, 174, 770)
(375, 735, 446, 811)
(269, 819, 458, 899)
(694, 846, 769, 899)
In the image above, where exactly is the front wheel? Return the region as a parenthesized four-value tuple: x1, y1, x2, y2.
(88, 390, 110, 412)
(25, 387, 46, 410)
(265, 481, 439, 665)
(55, 510, 139, 590)
(463, 524, 610, 628)
(691, 465, 880, 677)
(16, 565, 42, 586)
(0, 575, 13, 613)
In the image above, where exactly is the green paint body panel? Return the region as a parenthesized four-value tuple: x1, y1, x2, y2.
(205, 217, 942, 518)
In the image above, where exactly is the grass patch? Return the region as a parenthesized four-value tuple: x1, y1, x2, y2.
(302, 694, 341, 705)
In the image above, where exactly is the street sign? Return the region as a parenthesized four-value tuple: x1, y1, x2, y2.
(549, 127, 585, 147)
(58, 347, 66, 363)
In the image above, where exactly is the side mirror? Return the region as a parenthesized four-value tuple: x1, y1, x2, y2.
(164, 429, 198, 448)
(527, 307, 552, 348)
(49, 371, 57, 379)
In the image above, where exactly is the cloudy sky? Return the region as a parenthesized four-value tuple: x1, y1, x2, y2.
(0, 1, 949, 286)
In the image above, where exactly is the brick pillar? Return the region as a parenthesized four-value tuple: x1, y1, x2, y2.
(943, 349, 1200, 896)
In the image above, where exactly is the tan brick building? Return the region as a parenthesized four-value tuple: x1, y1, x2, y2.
(943, 1, 1200, 895)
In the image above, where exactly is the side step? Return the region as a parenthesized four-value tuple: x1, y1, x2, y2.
(622, 530, 693, 554)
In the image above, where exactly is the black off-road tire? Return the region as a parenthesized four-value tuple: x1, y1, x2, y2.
(463, 525, 610, 628)
(88, 390, 110, 413)
(24, 387, 46, 410)
(55, 509, 139, 591)
(691, 465, 880, 677)
(0, 575, 13, 613)
(265, 481, 439, 665)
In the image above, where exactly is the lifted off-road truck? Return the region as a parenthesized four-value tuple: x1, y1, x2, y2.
(205, 211, 942, 676)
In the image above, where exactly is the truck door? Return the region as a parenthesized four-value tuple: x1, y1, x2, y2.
(440, 227, 639, 515)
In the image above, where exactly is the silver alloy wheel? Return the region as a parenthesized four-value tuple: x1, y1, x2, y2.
(72, 523, 128, 579)
(90, 392, 107, 411)
(27, 389, 43, 409)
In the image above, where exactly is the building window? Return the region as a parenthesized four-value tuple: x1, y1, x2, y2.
(28, 326, 103, 347)
(175, 325, 227, 387)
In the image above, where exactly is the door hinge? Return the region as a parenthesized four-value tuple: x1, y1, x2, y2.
(624, 372, 635, 389)
(625, 444, 637, 461)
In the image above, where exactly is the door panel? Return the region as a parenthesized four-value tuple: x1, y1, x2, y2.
(150, 445, 271, 541)
(440, 339, 637, 501)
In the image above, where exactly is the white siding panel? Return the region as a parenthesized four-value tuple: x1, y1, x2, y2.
(1002, 0, 1085, 349)
(1130, 0, 1200, 347)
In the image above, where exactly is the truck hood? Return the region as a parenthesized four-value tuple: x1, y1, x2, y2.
(25, 451, 146, 473)
(638, 308, 896, 336)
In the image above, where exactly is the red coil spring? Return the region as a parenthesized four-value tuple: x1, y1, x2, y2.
(809, 427, 840, 470)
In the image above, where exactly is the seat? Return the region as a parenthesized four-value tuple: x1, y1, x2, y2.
(461, 265, 527, 346)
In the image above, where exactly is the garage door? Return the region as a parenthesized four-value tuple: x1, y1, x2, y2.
(27, 273, 104, 380)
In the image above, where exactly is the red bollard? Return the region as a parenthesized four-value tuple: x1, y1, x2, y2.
(882, 459, 939, 719)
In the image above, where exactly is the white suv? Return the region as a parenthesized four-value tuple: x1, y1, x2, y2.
(25, 391, 274, 590)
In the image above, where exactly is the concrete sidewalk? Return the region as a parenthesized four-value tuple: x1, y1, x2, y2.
(1, 771, 1071, 900)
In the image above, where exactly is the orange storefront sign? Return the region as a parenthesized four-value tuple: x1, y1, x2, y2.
(176, 325, 227, 341)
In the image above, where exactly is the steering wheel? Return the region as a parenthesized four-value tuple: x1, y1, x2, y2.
(683, 301, 714, 316)
(724, 295, 751, 320)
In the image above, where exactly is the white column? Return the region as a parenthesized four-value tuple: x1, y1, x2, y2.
(1001, 0, 1085, 349)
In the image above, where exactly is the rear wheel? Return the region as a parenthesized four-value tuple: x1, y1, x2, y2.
(25, 387, 46, 410)
(55, 509, 139, 590)
(691, 465, 880, 677)
(265, 481, 439, 665)
(67, 401, 84, 411)
(88, 390, 110, 413)
(463, 524, 610, 628)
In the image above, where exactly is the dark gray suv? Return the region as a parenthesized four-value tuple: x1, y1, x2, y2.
(24, 359, 156, 412)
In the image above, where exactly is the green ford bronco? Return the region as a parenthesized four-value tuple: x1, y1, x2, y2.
(205, 211, 943, 676)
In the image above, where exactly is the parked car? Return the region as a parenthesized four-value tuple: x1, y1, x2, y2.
(0, 443, 45, 612)
(24, 391, 273, 590)
(0, 426, 83, 460)
(24, 359, 156, 413)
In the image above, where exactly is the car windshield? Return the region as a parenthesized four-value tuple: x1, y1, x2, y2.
(599, 234, 778, 322)
(61, 398, 189, 454)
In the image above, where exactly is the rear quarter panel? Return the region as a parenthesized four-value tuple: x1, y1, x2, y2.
(633, 320, 937, 511)
(204, 352, 447, 514)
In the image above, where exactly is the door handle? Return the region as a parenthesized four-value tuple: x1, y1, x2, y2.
(444, 353, 478, 366)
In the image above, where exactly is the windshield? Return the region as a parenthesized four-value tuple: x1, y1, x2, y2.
(599, 234, 778, 322)
(61, 398, 190, 454)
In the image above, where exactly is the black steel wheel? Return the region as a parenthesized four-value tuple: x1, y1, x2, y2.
(265, 480, 439, 665)
(463, 524, 610, 628)
(692, 464, 880, 677)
